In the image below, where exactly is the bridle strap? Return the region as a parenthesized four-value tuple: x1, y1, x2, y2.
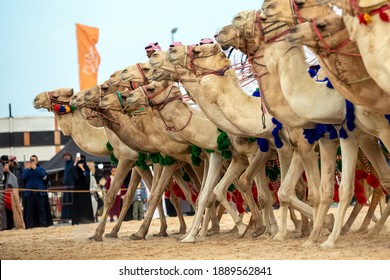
(311, 19, 362, 57)
(136, 63, 149, 85)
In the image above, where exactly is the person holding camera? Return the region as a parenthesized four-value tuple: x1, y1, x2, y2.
(22, 155, 50, 229)
(70, 153, 94, 225)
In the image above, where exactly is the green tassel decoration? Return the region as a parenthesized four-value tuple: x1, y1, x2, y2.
(110, 153, 118, 165)
(228, 184, 235, 192)
(135, 153, 148, 170)
(148, 153, 160, 164)
(247, 137, 256, 143)
(182, 172, 191, 182)
(205, 149, 214, 153)
(189, 145, 202, 166)
(106, 141, 114, 151)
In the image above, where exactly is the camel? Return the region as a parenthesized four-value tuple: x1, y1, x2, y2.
(219, 10, 390, 247)
(100, 79, 280, 241)
(260, 0, 390, 109)
(32, 88, 170, 242)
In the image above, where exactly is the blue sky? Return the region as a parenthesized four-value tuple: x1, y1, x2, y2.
(0, 0, 262, 117)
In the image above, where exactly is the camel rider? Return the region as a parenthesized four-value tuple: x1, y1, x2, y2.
(168, 41, 183, 50)
(145, 42, 162, 58)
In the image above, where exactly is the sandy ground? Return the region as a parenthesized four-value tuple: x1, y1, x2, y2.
(1, 205, 389, 260)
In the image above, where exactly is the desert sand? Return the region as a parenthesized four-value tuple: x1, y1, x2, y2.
(1, 206, 389, 260)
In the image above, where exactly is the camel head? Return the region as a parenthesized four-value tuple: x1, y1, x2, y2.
(69, 89, 89, 108)
(100, 88, 133, 112)
(123, 86, 150, 115)
(287, 15, 348, 52)
(83, 85, 102, 108)
(261, 0, 334, 26)
(120, 62, 154, 88)
(149, 51, 179, 82)
(168, 44, 230, 77)
(34, 88, 74, 111)
(216, 25, 244, 50)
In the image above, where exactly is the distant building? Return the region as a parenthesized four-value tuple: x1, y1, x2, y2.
(0, 115, 71, 164)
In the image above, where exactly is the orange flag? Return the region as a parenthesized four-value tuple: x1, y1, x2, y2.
(76, 23, 101, 90)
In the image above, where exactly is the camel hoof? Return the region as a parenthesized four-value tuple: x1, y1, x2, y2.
(180, 235, 196, 243)
(273, 232, 286, 241)
(208, 226, 220, 234)
(320, 239, 335, 248)
(237, 223, 249, 238)
(368, 228, 380, 236)
(302, 239, 316, 247)
(325, 214, 335, 232)
(130, 233, 145, 240)
(88, 235, 103, 242)
(228, 226, 238, 234)
(105, 232, 118, 239)
(153, 231, 168, 237)
(252, 225, 266, 238)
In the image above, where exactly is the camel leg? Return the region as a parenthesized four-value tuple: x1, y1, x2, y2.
(131, 163, 180, 240)
(304, 138, 338, 246)
(180, 153, 223, 243)
(167, 188, 186, 235)
(359, 133, 390, 235)
(254, 167, 278, 237)
(89, 159, 134, 241)
(355, 188, 383, 233)
(105, 168, 142, 238)
(213, 157, 250, 238)
(322, 133, 360, 248)
(340, 202, 365, 235)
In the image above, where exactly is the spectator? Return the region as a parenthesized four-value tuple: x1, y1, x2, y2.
(8, 156, 23, 190)
(145, 42, 161, 58)
(132, 181, 147, 220)
(90, 170, 99, 222)
(22, 155, 52, 229)
(105, 167, 124, 222)
(3, 162, 25, 229)
(60, 152, 74, 223)
(0, 155, 7, 230)
(70, 154, 94, 225)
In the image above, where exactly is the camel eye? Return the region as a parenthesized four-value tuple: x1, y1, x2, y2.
(316, 22, 327, 30)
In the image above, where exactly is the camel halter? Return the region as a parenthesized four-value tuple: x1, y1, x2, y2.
(289, 0, 324, 25)
(46, 91, 75, 114)
(141, 83, 193, 132)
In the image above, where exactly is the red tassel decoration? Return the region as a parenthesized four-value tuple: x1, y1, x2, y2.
(333, 182, 340, 203)
(232, 189, 245, 214)
(53, 104, 61, 111)
(226, 192, 231, 201)
(171, 181, 186, 201)
(354, 180, 367, 205)
(191, 193, 198, 204)
(355, 169, 368, 181)
(252, 184, 258, 202)
(366, 173, 380, 188)
(164, 190, 171, 199)
(358, 13, 367, 24)
(380, 10, 390, 22)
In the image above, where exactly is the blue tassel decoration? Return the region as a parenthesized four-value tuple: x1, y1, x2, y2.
(345, 100, 355, 132)
(328, 125, 338, 139)
(385, 114, 390, 125)
(252, 88, 260, 97)
(256, 138, 269, 152)
(339, 127, 348, 139)
(271, 118, 284, 148)
(303, 128, 317, 144)
(325, 78, 334, 89)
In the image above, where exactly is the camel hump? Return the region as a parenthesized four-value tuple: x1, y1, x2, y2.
(358, 0, 389, 11)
